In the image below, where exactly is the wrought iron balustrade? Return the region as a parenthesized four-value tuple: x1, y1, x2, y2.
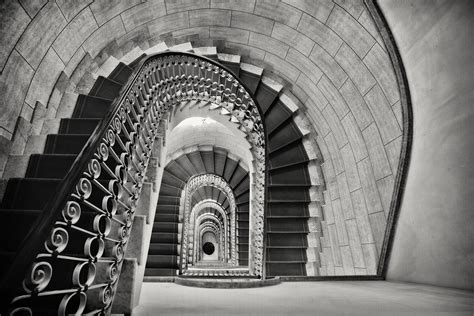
(0, 52, 267, 315)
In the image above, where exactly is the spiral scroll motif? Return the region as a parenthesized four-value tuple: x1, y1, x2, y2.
(9, 53, 265, 314)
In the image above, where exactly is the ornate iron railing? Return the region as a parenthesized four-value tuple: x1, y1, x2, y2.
(0, 52, 266, 315)
(181, 174, 238, 271)
(190, 200, 230, 264)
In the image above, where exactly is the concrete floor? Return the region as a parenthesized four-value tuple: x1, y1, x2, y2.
(133, 281, 474, 315)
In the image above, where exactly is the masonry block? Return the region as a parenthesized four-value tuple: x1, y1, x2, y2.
(20, 103, 37, 125)
(322, 105, 348, 150)
(340, 245, 355, 274)
(136, 183, 153, 224)
(358, 9, 384, 47)
(340, 144, 361, 191)
(363, 43, 400, 105)
(309, 44, 347, 89)
(322, 201, 334, 225)
(283, 0, 333, 23)
(345, 218, 366, 268)
(211, 28, 249, 46)
(339, 79, 374, 130)
(41, 119, 61, 135)
(254, 0, 302, 28)
(24, 135, 46, 155)
(336, 172, 355, 220)
(298, 13, 342, 56)
(53, 8, 97, 63)
(306, 262, 319, 276)
(56, 0, 93, 21)
(63, 47, 86, 78)
(83, 16, 126, 58)
(327, 6, 375, 58)
(90, 0, 140, 27)
(332, 199, 348, 246)
(286, 49, 323, 84)
(296, 74, 328, 110)
(165, 0, 209, 14)
(148, 12, 189, 40)
(210, 0, 255, 13)
(190, 9, 230, 27)
(25, 49, 65, 107)
(30, 101, 47, 135)
(385, 135, 402, 175)
(335, 43, 376, 95)
(350, 188, 375, 244)
(3, 155, 30, 179)
(327, 224, 342, 266)
(56, 92, 79, 119)
(0, 50, 35, 136)
(364, 84, 402, 144)
(305, 103, 329, 136)
(111, 258, 138, 314)
(264, 53, 299, 82)
(272, 23, 313, 56)
(361, 243, 378, 274)
(16, 2, 67, 69)
(357, 157, 383, 215)
(0, 1, 30, 71)
(249, 33, 289, 59)
(9, 117, 32, 155)
(362, 123, 392, 180)
(368, 211, 386, 254)
(376, 174, 395, 217)
(324, 132, 344, 175)
(231, 11, 274, 36)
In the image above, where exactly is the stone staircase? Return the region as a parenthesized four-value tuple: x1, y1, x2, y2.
(145, 147, 250, 277)
(0, 39, 323, 308)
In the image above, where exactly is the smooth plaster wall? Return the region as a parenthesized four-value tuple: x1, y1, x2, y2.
(380, 0, 474, 290)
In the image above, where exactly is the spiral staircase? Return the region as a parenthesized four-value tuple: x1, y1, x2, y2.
(0, 39, 321, 314)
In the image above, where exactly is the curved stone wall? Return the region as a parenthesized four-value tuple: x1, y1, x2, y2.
(0, 0, 405, 276)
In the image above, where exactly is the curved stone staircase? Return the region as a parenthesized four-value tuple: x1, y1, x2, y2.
(0, 40, 322, 311)
(146, 148, 250, 277)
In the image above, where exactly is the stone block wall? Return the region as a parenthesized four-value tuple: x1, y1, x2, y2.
(0, 0, 405, 276)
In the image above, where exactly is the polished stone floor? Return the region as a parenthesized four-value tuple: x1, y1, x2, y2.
(132, 281, 474, 315)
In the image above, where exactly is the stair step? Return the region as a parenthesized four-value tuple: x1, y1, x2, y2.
(145, 268, 176, 277)
(0, 178, 60, 209)
(152, 222, 178, 233)
(239, 62, 263, 94)
(269, 163, 311, 186)
(72, 95, 112, 119)
(266, 234, 308, 248)
(25, 154, 77, 179)
(266, 248, 307, 262)
(58, 118, 101, 135)
(154, 213, 179, 222)
(265, 100, 294, 134)
(88, 76, 123, 100)
(267, 218, 308, 232)
(107, 62, 134, 85)
(268, 186, 309, 201)
(0, 209, 42, 252)
(256, 76, 283, 114)
(266, 262, 306, 276)
(151, 232, 178, 244)
(269, 141, 309, 169)
(146, 255, 178, 269)
(44, 134, 90, 155)
(217, 53, 241, 76)
(148, 244, 178, 255)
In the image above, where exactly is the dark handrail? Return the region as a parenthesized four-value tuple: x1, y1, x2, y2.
(0, 51, 269, 310)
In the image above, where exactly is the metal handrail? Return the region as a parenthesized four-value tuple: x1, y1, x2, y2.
(0, 51, 268, 314)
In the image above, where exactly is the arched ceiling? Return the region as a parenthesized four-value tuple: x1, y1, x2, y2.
(166, 112, 252, 166)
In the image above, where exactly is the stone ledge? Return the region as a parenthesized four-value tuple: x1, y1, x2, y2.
(175, 276, 281, 288)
